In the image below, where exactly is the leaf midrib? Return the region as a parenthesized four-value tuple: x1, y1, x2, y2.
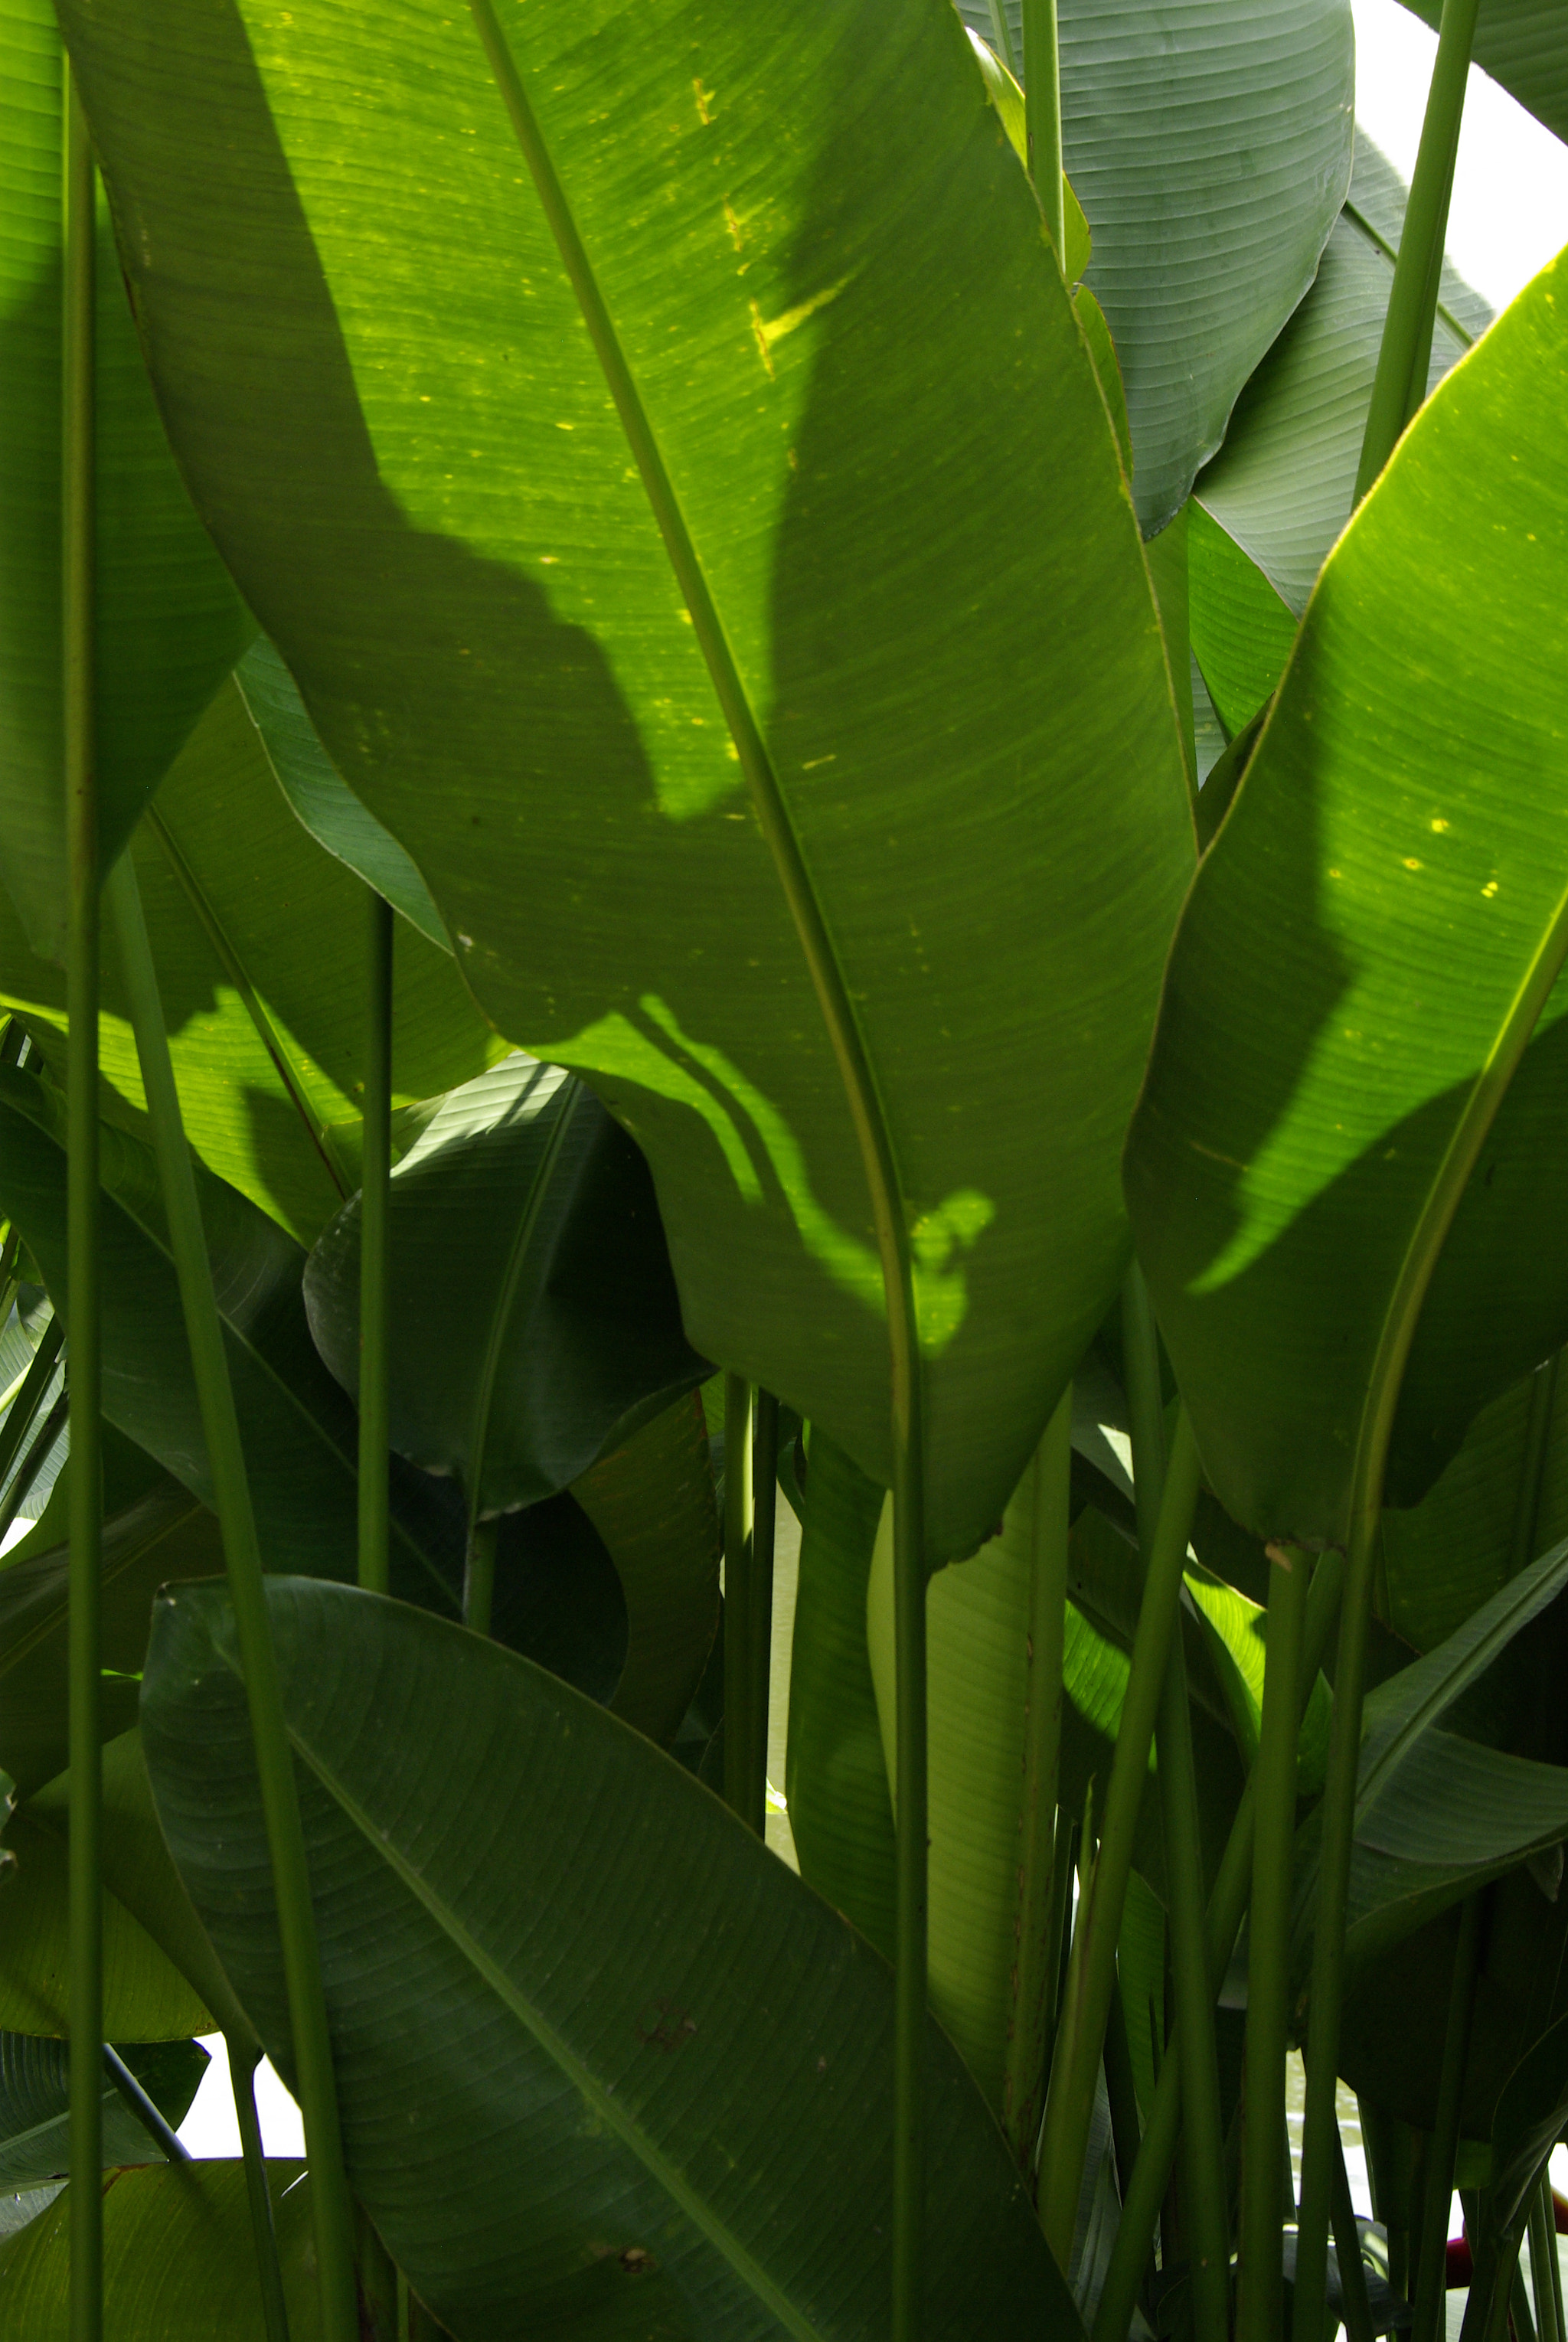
(283, 1703, 828, 2342)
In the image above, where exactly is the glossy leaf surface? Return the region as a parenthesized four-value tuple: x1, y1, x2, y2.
(305, 1054, 709, 1518)
(0, 0, 253, 959)
(959, 0, 1355, 533)
(0, 2161, 321, 2338)
(63, 0, 1193, 1563)
(142, 1576, 1083, 2340)
(1126, 254, 1568, 1541)
(0, 677, 501, 1246)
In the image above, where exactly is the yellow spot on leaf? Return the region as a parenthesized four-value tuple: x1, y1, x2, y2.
(693, 77, 713, 125)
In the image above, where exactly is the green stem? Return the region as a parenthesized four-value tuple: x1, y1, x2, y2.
(1354, 0, 1481, 501)
(1511, 1354, 1560, 1573)
(1331, 2116, 1376, 2342)
(462, 21, 931, 2321)
(1037, 1406, 1202, 2265)
(1090, 1550, 1346, 2342)
(1001, 1387, 1072, 2169)
(1021, 0, 1063, 268)
(228, 2035, 292, 2342)
(985, 0, 1017, 77)
(1413, 1893, 1484, 2342)
(358, 893, 394, 1596)
(1158, 1625, 1230, 2342)
(1550, 2171, 1566, 2342)
(463, 1516, 498, 1638)
(103, 854, 358, 2342)
(750, 1389, 779, 1826)
(1531, 2171, 1562, 2342)
(356, 2200, 397, 2342)
(100, 2043, 188, 2163)
(721, 1373, 756, 1828)
(0, 1315, 65, 1490)
(62, 60, 102, 2342)
(1236, 1540, 1309, 2342)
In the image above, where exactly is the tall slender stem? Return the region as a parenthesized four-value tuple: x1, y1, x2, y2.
(1037, 1406, 1203, 2265)
(1414, 1894, 1484, 2341)
(229, 2035, 292, 2342)
(721, 1373, 755, 1827)
(100, 2043, 189, 2164)
(1331, 2116, 1376, 2342)
(1091, 1549, 1347, 2342)
(62, 62, 102, 2342)
(358, 893, 394, 1596)
(1353, 0, 1481, 501)
(103, 854, 358, 2342)
(1021, 0, 1063, 268)
(1236, 1541, 1309, 2340)
(891, 1416, 929, 2340)
(750, 1389, 779, 1824)
(1001, 1387, 1072, 2167)
(1292, 1508, 1381, 2337)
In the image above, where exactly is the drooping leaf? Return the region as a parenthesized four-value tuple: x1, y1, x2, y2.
(0, 676, 502, 1246)
(573, 1391, 720, 1748)
(0, 0, 253, 960)
(304, 1053, 709, 1519)
(142, 1576, 1086, 2340)
(1125, 252, 1568, 1543)
(0, 2036, 207, 2190)
(786, 1429, 897, 1965)
(959, 0, 1355, 534)
(236, 637, 453, 952)
(63, 0, 1194, 1567)
(1393, 0, 1568, 145)
(0, 2161, 321, 2339)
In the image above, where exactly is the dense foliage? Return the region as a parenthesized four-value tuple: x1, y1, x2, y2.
(2, 0, 1568, 2336)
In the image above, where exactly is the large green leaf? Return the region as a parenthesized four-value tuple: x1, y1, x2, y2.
(236, 637, 452, 953)
(0, 2037, 207, 2190)
(1394, 0, 1568, 144)
(142, 1576, 1084, 2340)
(1487, 2008, 1568, 2233)
(304, 1053, 709, 1518)
(959, 0, 1355, 534)
(0, 675, 502, 1246)
(63, 0, 1194, 1565)
(785, 1429, 897, 1965)
(573, 1392, 721, 1748)
(0, 0, 253, 959)
(0, 2161, 321, 2338)
(1125, 253, 1568, 1543)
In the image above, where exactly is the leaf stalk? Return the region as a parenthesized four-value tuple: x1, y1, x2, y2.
(1413, 1893, 1483, 2341)
(358, 892, 394, 1596)
(229, 2033, 292, 2342)
(104, 852, 358, 2342)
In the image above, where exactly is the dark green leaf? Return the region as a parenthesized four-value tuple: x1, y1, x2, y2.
(143, 1576, 1084, 2340)
(1393, 0, 1568, 144)
(1489, 2008, 1568, 2232)
(0, 0, 253, 959)
(573, 1393, 720, 1748)
(64, 0, 1194, 1565)
(1126, 252, 1568, 1543)
(0, 2160, 319, 2337)
(304, 1053, 709, 1517)
(0, 1801, 209, 2038)
(0, 2036, 207, 2190)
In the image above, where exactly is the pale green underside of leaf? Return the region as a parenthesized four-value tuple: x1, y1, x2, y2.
(1395, 0, 1568, 144)
(63, 0, 1194, 1563)
(1127, 252, 1568, 1540)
